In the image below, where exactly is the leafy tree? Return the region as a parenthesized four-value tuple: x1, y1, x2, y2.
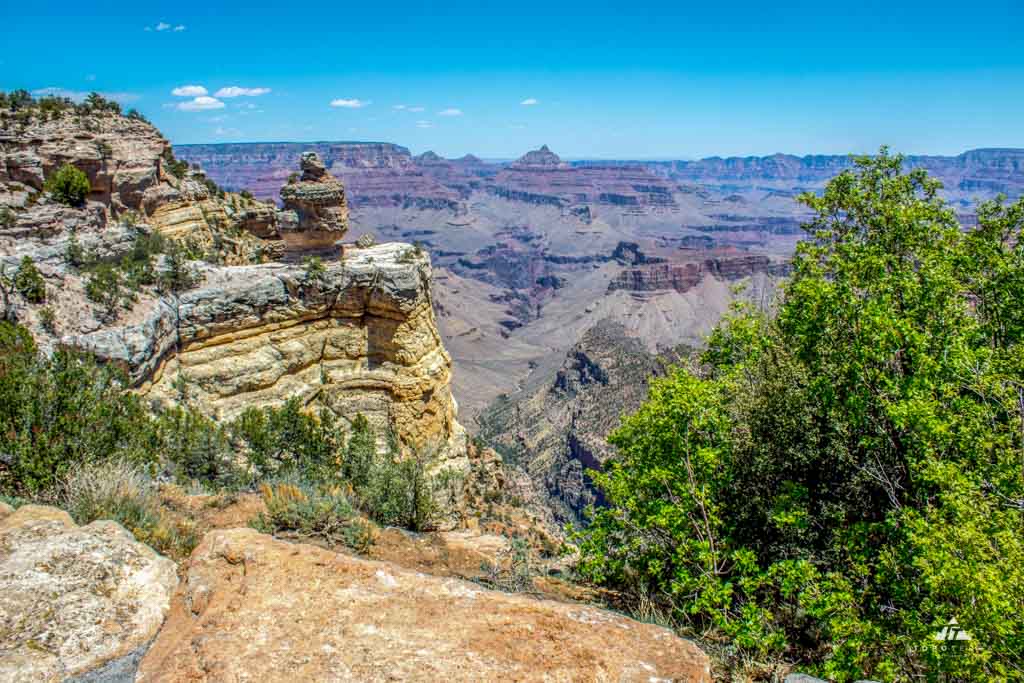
(573, 150, 1024, 682)
(44, 163, 90, 206)
(85, 263, 127, 320)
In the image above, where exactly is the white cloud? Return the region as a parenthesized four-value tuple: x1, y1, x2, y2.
(330, 98, 370, 108)
(214, 126, 243, 137)
(415, 120, 433, 128)
(408, 106, 425, 112)
(177, 96, 225, 111)
(215, 86, 271, 98)
(520, 98, 539, 106)
(172, 85, 207, 97)
(393, 104, 407, 110)
(145, 21, 184, 32)
(437, 108, 463, 117)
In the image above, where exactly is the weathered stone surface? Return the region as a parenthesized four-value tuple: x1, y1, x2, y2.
(278, 151, 349, 249)
(354, 232, 376, 248)
(138, 528, 711, 682)
(66, 243, 466, 462)
(0, 505, 177, 682)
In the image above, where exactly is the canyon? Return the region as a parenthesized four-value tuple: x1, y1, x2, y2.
(175, 140, 1024, 527)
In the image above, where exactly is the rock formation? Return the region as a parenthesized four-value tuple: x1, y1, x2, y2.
(0, 503, 178, 681)
(278, 151, 350, 249)
(0, 105, 278, 259)
(608, 253, 791, 295)
(1, 103, 468, 473)
(137, 527, 711, 682)
(478, 320, 680, 521)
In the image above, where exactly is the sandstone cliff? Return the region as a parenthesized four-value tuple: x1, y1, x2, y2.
(0, 103, 467, 467)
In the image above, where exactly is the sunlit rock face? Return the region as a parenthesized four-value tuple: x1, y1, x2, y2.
(278, 151, 350, 249)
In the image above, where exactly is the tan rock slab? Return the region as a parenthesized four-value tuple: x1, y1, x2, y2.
(138, 527, 711, 682)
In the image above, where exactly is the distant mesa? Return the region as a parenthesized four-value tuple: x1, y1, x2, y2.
(512, 144, 567, 169)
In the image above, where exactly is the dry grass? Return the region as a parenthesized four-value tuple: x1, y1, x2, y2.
(60, 459, 199, 560)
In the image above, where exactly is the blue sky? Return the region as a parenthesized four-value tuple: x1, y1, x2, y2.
(3, 0, 1023, 158)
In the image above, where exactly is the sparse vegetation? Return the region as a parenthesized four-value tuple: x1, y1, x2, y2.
(251, 478, 373, 551)
(37, 306, 56, 334)
(60, 459, 199, 560)
(0, 207, 15, 230)
(44, 163, 90, 206)
(303, 255, 326, 283)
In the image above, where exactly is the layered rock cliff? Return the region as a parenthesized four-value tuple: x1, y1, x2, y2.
(0, 103, 467, 466)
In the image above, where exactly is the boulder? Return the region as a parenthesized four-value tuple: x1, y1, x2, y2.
(138, 528, 711, 682)
(0, 505, 178, 682)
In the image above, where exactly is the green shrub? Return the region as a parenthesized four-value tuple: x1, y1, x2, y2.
(85, 263, 127, 319)
(0, 207, 15, 229)
(303, 256, 326, 283)
(14, 256, 45, 303)
(230, 398, 339, 482)
(44, 163, 90, 206)
(573, 151, 1024, 681)
(359, 449, 457, 531)
(0, 322, 157, 495)
(154, 406, 239, 490)
(37, 306, 56, 334)
(64, 234, 90, 268)
(251, 477, 373, 550)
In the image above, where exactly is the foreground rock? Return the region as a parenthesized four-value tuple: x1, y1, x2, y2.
(138, 528, 711, 682)
(0, 504, 178, 681)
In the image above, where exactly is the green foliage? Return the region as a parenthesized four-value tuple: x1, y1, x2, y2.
(125, 108, 149, 123)
(0, 322, 157, 495)
(14, 256, 45, 303)
(303, 255, 326, 283)
(83, 92, 121, 115)
(573, 150, 1024, 681)
(230, 398, 339, 482)
(37, 306, 56, 334)
(44, 163, 90, 206)
(0, 207, 15, 229)
(85, 263, 128, 319)
(161, 148, 190, 179)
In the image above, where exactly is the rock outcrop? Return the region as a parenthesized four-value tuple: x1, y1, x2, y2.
(0, 105, 278, 257)
(1, 104, 468, 475)
(63, 242, 465, 460)
(0, 504, 178, 682)
(278, 151, 350, 249)
(137, 527, 711, 682)
(609, 253, 791, 295)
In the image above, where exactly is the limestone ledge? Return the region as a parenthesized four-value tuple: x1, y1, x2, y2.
(65, 242, 466, 462)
